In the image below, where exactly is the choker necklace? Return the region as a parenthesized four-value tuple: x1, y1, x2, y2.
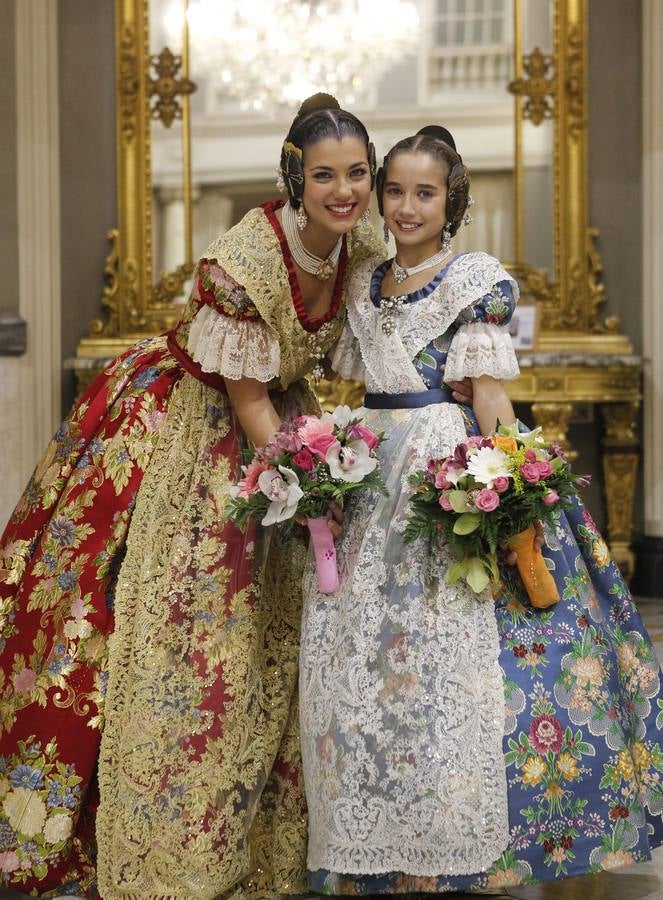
(282, 202, 342, 281)
(391, 245, 452, 285)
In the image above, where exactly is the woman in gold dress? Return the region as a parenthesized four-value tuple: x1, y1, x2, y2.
(0, 93, 381, 898)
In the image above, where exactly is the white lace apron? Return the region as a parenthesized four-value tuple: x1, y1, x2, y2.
(300, 252, 517, 876)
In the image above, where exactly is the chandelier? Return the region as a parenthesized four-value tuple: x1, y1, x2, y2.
(165, 0, 420, 110)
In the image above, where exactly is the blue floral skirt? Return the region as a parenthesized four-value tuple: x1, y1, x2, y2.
(310, 433, 663, 894)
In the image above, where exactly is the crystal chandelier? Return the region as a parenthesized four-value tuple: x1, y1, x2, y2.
(166, 0, 420, 110)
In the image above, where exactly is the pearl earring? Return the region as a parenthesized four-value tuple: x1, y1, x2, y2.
(296, 204, 308, 231)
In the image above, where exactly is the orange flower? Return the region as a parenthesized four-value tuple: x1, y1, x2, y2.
(492, 436, 518, 453)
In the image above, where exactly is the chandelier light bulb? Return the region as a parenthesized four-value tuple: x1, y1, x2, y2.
(165, 0, 420, 109)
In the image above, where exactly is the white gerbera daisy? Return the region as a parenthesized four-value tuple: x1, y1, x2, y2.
(465, 446, 511, 486)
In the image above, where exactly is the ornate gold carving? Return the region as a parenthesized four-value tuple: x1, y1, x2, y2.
(530, 402, 576, 458)
(147, 47, 196, 128)
(90, 229, 121, 337)
(600, 401, 640, 579)
(508, 47, 556, 125)
(118, 23, 139, 144)
(314, 377, 365, 413)
(150, 262, 195, 306)
(587, 226, 607, 328)
(601, 401, 640, 448)
(601, 451, 639, 579)
(565, 24, 585, 141)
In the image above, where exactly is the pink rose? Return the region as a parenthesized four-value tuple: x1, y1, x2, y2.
(475, 489, 500, 512)
(12, 667, 37, 694)
(439, 493, 453, 511)
(524, 449, 538, 463)
(435, 470, 452, 490)
(492, 475, 510, 493)
(543, 489, 560, 506)
(346, 424, 380, 451)
(292, 449, 315, 472)
(237, 458, 271, 496)
(529, 714, 563, 754)
(536, 460, 553, 478)
(520, 463, 541, 483)
(307, 434, 341, 461)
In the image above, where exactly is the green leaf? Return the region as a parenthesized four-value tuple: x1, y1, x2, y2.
(447, 559, 470, 584)
(449, 490, 469, 513)
(466, 557, 490, 593)
(453, 512, 481, 535)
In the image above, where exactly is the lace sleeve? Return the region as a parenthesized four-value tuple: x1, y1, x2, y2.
(186, 304, 281, 382)
(330, 321, 366, 382)
(443, 321, 519, 382)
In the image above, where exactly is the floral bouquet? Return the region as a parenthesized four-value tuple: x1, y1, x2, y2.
(404, 422, 589, 606)
(227, 406, 386, 593)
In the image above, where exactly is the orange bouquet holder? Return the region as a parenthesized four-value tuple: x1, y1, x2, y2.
(506, 525, 559, 609)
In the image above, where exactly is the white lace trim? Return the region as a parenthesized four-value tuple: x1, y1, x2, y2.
(300, 403, 509, 876)
(346, 251, 519, 394)
(186, 304, 281, 383)
(330, 321, 366, 382)
(444, 321, 520, 382)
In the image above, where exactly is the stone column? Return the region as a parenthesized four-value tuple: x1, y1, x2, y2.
(635, 0, 663, 594)
(0, 0, 61, 529)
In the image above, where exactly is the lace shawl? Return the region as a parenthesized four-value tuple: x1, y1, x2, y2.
(194, 206, 384, 389)
(338, 251, 519, 392)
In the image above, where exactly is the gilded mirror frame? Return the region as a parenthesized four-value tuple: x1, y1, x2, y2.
(77, 0, 633, 363)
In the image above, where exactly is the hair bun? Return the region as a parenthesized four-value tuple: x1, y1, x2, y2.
(297, 92, 341, 117)
(416, 125, 457, 151)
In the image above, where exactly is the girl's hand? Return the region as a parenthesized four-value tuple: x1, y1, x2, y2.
(504, 520, 545, 566)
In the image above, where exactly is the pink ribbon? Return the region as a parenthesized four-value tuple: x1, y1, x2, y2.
(307, 517, 340, 594)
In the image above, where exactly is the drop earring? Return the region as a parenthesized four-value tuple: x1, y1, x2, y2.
(441, 222, 452, 253)
(383, 222, 390, 242)
(359, 209, 371, 226)
(296, 204, 308, 231)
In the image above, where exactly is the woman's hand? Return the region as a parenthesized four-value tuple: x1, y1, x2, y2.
(297, 501, 343, 538)
(327, 501, 343, 540)
(447, 378, 474, 405)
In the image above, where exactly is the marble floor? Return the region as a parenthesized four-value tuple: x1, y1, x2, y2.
(2, 597, 663, 900)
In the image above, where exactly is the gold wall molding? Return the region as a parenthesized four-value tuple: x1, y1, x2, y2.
(507, 46, 555, 125)
(148, 47, 196, 128)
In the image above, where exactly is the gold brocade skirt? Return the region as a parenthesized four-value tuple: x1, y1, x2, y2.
(96, 373, 314, 899)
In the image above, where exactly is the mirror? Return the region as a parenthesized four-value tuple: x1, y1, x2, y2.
(146, 0, 554, 303)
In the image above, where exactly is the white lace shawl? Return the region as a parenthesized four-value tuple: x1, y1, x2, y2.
(334, 251, 519, 392)
(186, 303, 281, 383)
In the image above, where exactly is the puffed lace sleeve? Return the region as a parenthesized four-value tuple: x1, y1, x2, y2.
(330, 321, 366, 382)
(443, 279, 520, 382)
(186, 258, 281, 382)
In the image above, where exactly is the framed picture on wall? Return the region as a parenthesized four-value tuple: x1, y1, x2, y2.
(509, 299, 539, 352)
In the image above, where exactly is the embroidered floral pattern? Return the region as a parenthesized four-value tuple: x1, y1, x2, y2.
(0, 213, 355, 896)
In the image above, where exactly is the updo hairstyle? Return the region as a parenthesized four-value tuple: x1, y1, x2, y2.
(279, 93, 376, 209)
(376, 125, 470, 236)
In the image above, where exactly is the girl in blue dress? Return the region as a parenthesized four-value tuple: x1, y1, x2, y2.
(299, 126, 663, 895)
